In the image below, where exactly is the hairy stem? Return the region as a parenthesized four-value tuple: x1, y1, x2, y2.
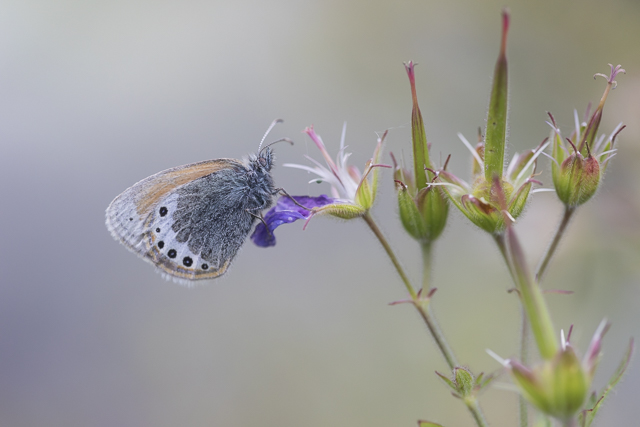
(536, 206, 575, 282)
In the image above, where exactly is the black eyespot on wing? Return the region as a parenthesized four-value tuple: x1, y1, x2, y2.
(183, 256, 193, 267)
(167, 249, 177, 258)
(158, 241, 164, 249)
(159, 206, 168, 217)
(156, 228, 161, 233)
(201, 263, 209, 270)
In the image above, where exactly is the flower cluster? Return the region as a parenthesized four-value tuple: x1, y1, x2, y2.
(251, 124, 388, 247)
(547, 64, 626, 208)
(248, 11, 633, 427)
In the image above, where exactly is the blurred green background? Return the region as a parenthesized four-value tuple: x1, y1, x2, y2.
(1, 0, 638, 426)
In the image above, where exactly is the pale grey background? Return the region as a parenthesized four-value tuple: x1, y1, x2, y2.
(1, 0, 638, 426)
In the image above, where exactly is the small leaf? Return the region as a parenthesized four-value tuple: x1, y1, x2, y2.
(476, 371, 498, 392)
(435, 370, 457, 392)
(418, 421, 444, 427)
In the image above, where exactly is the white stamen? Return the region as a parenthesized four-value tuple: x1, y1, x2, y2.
(425, 181, 465, 189)
(598, 148, 617, 158)
(539, 151, 559, 167)
(573, 109, 581, 140)
(458, 132, 484, 167)
(514, 139, 551, 184)
(593, 134, 607, 154)
(486, 349, 509, 367)
(340, 122, 347, 153)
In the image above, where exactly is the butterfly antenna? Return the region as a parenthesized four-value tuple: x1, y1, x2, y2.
(260, 137, 294, 155)
(258, 119, 284, 152)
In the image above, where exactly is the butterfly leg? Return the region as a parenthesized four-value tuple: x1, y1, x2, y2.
(247, 210, 274, 238)
(273, 188, 313, 211)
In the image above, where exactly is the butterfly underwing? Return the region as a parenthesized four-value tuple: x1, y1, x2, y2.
(105, 147, 276, 284)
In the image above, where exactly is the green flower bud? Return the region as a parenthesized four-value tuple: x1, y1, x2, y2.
(509, 345, 588, 422)
(454, 367, 475, 398)
(548, 64, 625, 208)
(491, 322, 616, 424)
(552, 152, 600, 207)
(311, 202, 367, 220)
(435, 11, 544, 235)
(396, 180, 427, 240)
(394, 61, 449, 244)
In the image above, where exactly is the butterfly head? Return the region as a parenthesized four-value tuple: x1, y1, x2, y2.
(254, 146, 274, 172)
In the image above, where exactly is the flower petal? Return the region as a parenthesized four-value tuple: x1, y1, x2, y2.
(251, 195, 336, 247)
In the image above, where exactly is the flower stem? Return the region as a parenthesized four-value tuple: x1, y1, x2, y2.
(518, 309, 530, 427)
(363, 213, 455, 366)
(363, 212, 489, 427)
(467, 398, 490, 427)
(494, 234, 529, 427)
(506, 228, 558, 359)
(421, 242, 433, 295)
(416, 304, 457, 369)
(535, 206, 575, 282)
(362, 212, 417, 300)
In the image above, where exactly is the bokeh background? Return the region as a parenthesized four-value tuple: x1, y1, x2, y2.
(1, 0, 638, 426)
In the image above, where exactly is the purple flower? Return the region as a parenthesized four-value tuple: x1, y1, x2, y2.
(251, 195, 336, 247)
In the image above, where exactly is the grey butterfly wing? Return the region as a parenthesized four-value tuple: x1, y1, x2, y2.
(106, 158, 252, 282)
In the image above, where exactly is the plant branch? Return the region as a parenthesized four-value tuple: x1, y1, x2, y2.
(363, 212, 417, 300)
(362, 213, 489, 427)
(535, 206, 575, 282)
(363, 213, 457, 366)
(494, 234, 529, 427)
(421, 242, 433, 295)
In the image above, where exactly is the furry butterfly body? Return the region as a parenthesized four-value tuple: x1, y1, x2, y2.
(106, 149, 276, 283)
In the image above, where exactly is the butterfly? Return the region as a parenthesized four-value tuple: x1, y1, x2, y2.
(105, 120, 290, 283)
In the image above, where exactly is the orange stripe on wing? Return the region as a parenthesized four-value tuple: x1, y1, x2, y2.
(134, 159, 241, 215)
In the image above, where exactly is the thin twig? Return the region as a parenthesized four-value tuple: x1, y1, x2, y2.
(535, 206, 576, 282)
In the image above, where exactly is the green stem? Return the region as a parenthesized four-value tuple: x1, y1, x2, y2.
(494, 233, 515, 281)
(363, 213, 455, 367)
(518, 310, 530, 427)
(362, 212, 417, 300)
(494, 234, 529, 427)
(416, 304, 458, 370)
(535, 206, 575, 282)
(362, 213, 489, 427)
(506, 228, 558, 359)
(421, 242, 433, 295)
(467, 398, 490, 427)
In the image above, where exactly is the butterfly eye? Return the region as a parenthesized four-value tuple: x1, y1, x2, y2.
(259, 157, 268, 167)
